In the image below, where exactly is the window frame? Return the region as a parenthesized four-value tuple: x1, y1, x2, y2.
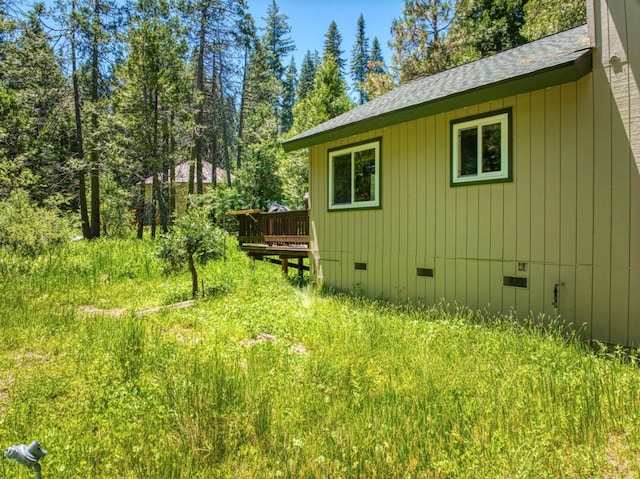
(450, 108, 512, 186)
(327, 138, 381, 211)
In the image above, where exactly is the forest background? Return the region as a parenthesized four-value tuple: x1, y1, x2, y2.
(0, 0, 586, 243)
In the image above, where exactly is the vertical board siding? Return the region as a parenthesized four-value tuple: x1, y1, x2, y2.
(560, 83, 578, 267)
(307, 0, 638, 346)
(544, 87, 561, 266)
(529, 90, 546, 264)
(627, 0, 640, 348)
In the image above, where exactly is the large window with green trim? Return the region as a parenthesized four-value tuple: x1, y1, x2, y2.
(328, 139, 380, 210)
(451, 109, 512, 186)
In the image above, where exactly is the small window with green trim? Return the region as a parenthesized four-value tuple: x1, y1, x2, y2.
(328, 139, 380, 210)
(451, 109, 511, 186)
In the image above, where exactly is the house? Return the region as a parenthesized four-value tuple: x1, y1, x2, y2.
(282, 0, 639, 347)
(143, 161, 234, 216)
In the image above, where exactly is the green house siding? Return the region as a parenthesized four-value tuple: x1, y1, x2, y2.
(290, 3, 640, 348)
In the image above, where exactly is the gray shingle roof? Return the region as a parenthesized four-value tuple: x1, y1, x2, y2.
(283, 25, 591, 152)
(143, 161, 234, 184)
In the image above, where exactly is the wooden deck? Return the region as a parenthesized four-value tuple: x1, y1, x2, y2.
(227, 209, 309, 275)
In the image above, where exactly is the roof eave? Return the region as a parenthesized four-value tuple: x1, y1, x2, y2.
(282, 49, 592, 153)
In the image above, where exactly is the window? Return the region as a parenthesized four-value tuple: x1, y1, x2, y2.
(328, 139, 380, 210)
(451, 109, 511, 185)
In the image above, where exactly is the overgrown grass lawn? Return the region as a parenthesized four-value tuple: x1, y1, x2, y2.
(1, 238, 639, 478)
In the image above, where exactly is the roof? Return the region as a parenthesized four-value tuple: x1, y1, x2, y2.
(283, 25, 591, 152)
(143, 161, 234, 184)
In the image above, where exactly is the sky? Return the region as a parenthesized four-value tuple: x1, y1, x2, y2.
(247, 0, 404, 70)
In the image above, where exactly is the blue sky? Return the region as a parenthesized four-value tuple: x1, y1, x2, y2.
(248, 0, 404, 70)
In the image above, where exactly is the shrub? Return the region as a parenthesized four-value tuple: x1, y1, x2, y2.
(0, 189, 75, 257)
(157, 199, 226, 298)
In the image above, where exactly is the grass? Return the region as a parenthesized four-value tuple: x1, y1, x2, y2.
(1, 237, 639, 478)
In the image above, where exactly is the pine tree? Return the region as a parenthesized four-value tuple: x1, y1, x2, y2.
(363, 36, 395, 100)
(297, 49, 318, 100)
(323, 20, 345, 75)
(61, 0, 123, 238)
(236, 31, 283, 210)
(370, 37, 385, 74)
(0, 9, 72, 204)
(236, 11, 257, 169)
(281, 57, 296, 133)
(262, 0, 294, 81)
(350, 14, 370, 104)
(291, 55, 353, 134)
(391, 0, 454, 83)
(521, 0, 586, 41)
(448, 0, 527, 64)
(116, 0, 190, 236)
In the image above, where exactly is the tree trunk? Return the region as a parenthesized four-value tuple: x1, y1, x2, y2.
(71, 0, 91, 239)
(236, 46, 249, 170)
(89, 0, 101, 239)
(168, 113, 176, 222)
(188, 253, 198, 298)
(190, 4, 207, 197)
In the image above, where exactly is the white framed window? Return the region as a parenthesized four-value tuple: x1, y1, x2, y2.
(328, 139, 380, 210)
(451, 109, 512, 185)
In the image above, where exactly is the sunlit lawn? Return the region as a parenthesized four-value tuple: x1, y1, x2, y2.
(1, 237, 639, 478)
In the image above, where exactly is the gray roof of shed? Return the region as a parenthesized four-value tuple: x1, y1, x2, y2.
(143, 161, 234, 184)
(283, 25, 591, 152)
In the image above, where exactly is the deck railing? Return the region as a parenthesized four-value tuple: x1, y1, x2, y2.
(228, 209, 309, 248)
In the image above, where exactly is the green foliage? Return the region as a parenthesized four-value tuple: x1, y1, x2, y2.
(297, 50, 319, 100)
(451, 0, 527, 58)
(0, 10, 74, 204)
(262, 0, 295, 81)
(391, 0, 581, 84)
(2, 239, 640, 477)
(391, 0, 454, 83)
(350, 14, 370, 104)
(323, 20, 346, 74)
(157, 200, 226, 297)
(100, 174, 134, 238)
(521, 0, 587, 41)
(290, 56, 354, 134)
(236, 101, 284, 210)
(281, 58, 297, 133)
(0, 189, 74, 257)
(279, 149, 308, 209)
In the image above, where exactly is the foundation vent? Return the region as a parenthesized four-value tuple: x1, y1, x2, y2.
(417, 268, 434, 277)
(503, 276, 527, 288)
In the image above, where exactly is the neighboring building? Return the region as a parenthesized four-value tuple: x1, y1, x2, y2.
(283, 0, 639, 347)
(143, 161, 234, 216)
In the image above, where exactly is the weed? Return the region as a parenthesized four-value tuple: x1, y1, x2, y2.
(1, 238, 640, 477)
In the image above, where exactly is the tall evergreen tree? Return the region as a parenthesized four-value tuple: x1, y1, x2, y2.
(181, 0, 246, 196)
(260, 0, 295, 134)
(0, 9, 72, 204)
(60, 0, 122, 238)
(281, 57, 296, 133)
(116, 0, 190, 236)
(521, 0, 586, 41)
(322, 20, 345, 74)
(363, 36, 395, 100)
(350, 13, 369, 104)
(262, 0, 294, 81)
(369, 37, 385, 73)
(297, 49, 318, 100)
(448, 0, 527, 64)
(236, 30, 283, 210)
(391, 0, 454, 83)
(291, 55, 353, 135)
(236, 11, 257, 169)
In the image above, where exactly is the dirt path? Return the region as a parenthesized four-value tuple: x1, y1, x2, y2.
(77, 300, 195, 318)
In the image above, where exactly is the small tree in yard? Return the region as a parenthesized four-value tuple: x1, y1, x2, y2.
(157, 201, 226, 298)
